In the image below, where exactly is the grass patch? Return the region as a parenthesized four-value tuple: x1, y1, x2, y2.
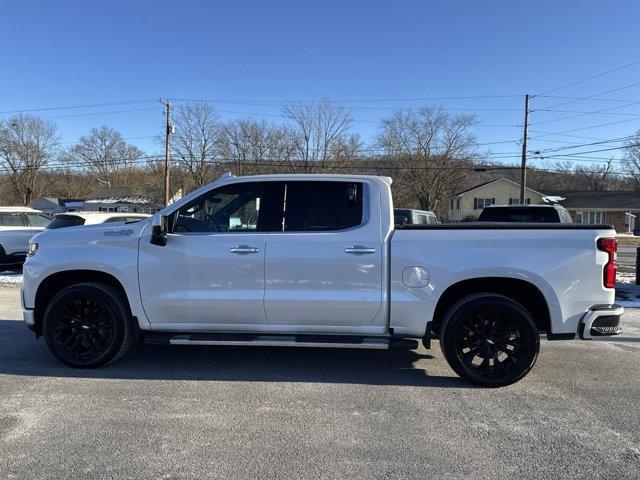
(616, 235, 640, 247)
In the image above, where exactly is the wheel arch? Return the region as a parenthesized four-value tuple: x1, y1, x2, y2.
(431, 277, 552, 335)
(33, 269, 132, 336)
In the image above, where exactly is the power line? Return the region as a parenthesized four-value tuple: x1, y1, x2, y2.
(44, 107, 161, 119)
(534, 60, 640, 96)
(536, 81, 640, 110)
(547, 116, 640, 134)
(15, 158, 631, 176)
(36, 149, 631, 171)
(534, 108, 640, 116)
(0, 94, 523, 117)
(168, 94, 522, 105)
(543, 143, 639, 158)
(537, 95, 640, 102)
(535, 135, 636, 154)
(59, 135, 157, 146)
(528, 130, 606, 141)
(0, 99, 158, 115)
(530, 100, 640, 126)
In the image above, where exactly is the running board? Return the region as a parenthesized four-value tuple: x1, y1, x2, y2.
(144, 333, 418, 350)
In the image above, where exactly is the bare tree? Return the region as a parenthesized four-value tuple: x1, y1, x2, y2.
(575, 157, 615, 191)
(282, 100, 361, 173)
(0, 114, 59, 205)
(622, 131, 640, 190)
(377, 107, 477, 216)
(218, 119, 292, 175)
(62, 125, 143, 187)
(171, 102, 220, 188)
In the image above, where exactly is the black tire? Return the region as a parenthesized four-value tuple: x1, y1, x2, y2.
(439, 293, 540, 387)
(42, 282, 134, 368)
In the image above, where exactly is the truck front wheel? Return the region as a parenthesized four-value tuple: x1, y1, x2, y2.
(439, 294, 540, 387)
(42, 282, 134, 368)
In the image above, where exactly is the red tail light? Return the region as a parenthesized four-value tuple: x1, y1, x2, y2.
(597, 237, 617, 288)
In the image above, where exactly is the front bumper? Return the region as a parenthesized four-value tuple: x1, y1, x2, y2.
(579, 304, 624, 339)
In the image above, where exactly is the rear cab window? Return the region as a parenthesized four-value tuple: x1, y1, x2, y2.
(284, 181, 363, 231)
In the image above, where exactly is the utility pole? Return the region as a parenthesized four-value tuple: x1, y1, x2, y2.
(519, 94, 530, 204)
(160, 99, 173, 206)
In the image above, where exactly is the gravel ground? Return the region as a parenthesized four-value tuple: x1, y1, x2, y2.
(0, 285, 639, 479)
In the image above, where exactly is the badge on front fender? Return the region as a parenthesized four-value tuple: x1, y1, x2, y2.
(103, 229, 134, 238)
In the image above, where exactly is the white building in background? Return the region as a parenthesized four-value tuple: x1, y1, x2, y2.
(30, 197, 85, 215)
(82, 187, 160, 214)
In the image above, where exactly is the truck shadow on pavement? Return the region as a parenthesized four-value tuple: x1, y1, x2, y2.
(0, 319, 471, 388)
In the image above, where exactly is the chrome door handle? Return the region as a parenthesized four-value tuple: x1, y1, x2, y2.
(229, 245, 260, 254)
(345, 246, 376, 254)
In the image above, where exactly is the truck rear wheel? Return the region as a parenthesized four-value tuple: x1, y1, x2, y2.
(42, 282, 134, 368)
(439, 294, 539, 387)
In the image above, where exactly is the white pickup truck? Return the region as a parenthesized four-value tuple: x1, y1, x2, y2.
(21, 173, 623, 386)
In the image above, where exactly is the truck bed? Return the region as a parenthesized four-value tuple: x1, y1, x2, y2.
(395, 223, 613, 230)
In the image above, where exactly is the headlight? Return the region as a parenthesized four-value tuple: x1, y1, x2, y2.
(27, 241, 38, 257)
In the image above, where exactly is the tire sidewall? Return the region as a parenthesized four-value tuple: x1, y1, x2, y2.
(43, 284, 127, 368)
(440, 295, 540, 387)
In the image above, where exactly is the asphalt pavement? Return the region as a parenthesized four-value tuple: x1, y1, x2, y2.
(0, 285, 639, 479)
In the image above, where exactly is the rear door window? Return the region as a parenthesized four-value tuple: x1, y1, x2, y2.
(0, 213, 27, 227)
(284, 181, 363, 231)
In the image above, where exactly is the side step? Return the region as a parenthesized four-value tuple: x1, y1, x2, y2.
(144, 332, 418, 350)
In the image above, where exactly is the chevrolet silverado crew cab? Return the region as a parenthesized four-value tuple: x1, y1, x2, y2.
(21, 173, 623, 387)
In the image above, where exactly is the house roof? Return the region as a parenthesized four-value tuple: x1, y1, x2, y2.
(454, 177, 544, 197)
(86, 187, 152, 205)
(31, 197, 84, 207)
(544, 190, 640, 210)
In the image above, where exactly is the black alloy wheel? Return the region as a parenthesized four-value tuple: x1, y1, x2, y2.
(439, 294, 540, 387)
(43, 283, 133, 368)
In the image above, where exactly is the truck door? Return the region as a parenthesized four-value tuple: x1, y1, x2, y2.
(264, 180, 384, 327)
(138, 181, 284, 328)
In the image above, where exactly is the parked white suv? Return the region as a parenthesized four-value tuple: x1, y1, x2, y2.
(394, 208, 439, 225)
(47, 212, 151, 229)
(0, 207, 51, 265)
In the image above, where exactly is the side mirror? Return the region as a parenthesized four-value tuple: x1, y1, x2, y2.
(150, 214, 168, 246)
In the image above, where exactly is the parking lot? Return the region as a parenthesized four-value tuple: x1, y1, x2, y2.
(0, 285, 638, 479)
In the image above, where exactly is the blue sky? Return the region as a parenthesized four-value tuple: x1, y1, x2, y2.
(2, 0, 640, 170)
